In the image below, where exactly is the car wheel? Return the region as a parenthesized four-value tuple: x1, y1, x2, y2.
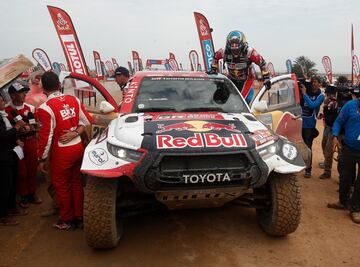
(84, 176, 122, 248)
(256, 172, 301, 236)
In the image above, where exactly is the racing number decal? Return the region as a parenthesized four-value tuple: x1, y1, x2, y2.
(92, 125, 105, 139)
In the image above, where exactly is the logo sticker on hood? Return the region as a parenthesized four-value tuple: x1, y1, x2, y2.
(89, 148, 108, 165)
(156, 120, 241, 133)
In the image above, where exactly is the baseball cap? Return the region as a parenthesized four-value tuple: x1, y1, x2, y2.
(8, 82, 30, 94)
(111, 66, 130, 78)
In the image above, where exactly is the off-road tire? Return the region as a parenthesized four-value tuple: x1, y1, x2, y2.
(256, 172, 301, 236)
(84, 176, 122, 249)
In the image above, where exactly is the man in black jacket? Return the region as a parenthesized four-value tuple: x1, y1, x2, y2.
(0, 94, 25, 226)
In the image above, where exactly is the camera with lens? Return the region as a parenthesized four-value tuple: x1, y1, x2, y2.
(297, 78, 312, 95)
(336, 85, 358, 108)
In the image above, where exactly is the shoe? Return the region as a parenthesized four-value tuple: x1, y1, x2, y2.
(53, 220, 76, 231)
(350, 212, 360, 224)
(319, 162, 325, 169)
(41, 207, 59, 217)
(0, 217, 19, 226)
(19, 197, 30, 209)
(8, 207, 28, 216)
(28, 194, 43, 204)
(304, 171, 311, 178)
(327, 201, 348, 210)
(319, 172, 331, 179)
(73, 218, 83, 229)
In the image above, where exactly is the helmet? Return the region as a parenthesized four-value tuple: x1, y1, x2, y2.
(226, 31, 247, 55)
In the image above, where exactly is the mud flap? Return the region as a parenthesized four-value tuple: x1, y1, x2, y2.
(274, 112, 311, 166)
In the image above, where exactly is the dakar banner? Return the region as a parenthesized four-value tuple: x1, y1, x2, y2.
(322, 56, 333, 84)
(128, 61, 133, 75)
(197, 63, 202, 71)
(168, 52, 179, 70)
(112, 58, 119, 69)
(169, 52, 176, 60)
(286, 59, 292, 74)
(194, 12, 215, 72)
(353, 55, 360, 84)
(132, 51, 140, 72)
(59, 63, 67, 71)
(139, 58, 144, 71)
(189, 50, 199, 71)
(32, 48, 53, 71)
(105, 60, 115, 76)
(351, 23, 355, 84)
(47, 6, 89, 76)
(93, 51, 104, 80)
(101, 61, 108, 77)
(267, 62, 276, 77)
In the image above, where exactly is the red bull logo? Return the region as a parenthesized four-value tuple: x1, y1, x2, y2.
(156, 120, 241, 133)
(157, 133, 247, 149)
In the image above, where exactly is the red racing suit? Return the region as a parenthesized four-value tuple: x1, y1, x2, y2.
(214, 47, 269, 98)
(37, 92, 92, 221)
(5, 102, 38, 197)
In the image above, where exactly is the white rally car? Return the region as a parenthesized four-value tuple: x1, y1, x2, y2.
(60, 71, 305, 249)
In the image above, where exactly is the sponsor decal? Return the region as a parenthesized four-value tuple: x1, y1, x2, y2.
(63, 39, 86, 74)
(155, 113, 223, 121)
(251, 130, 277, 146)
(56, 12, 70, 31)
(202, 39, 214, 71)
(199, 19, 209, 36)
(32, 48, 52, 71)
(123, 81, 138, 104)
(89, 148, 108, 166)
(156, 133, 247, 149)
(183, 173, 231, 184)
(156, 120, 241, 133)
(59, 104, 76, 120)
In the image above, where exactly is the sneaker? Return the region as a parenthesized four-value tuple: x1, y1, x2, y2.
(0, 217, 19, 226)
(28, 194, 43, 204)
(327, 201, 348, 210)
(319, 162, 325, 169)
(41, 207, 59, 217)
(350, 212, 360, 224)
(73, 218, 83, 229)
(319, 172, 331, 179)
(304, 171, 311, 178)
(19, 197, 30, 209)
(53, 220, 76, 231)
(8, 207, 28, 216)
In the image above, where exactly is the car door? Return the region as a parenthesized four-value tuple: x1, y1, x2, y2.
(60, 72, 120, 139)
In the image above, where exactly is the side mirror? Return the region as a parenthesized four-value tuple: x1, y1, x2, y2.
(99, 101, 115, 114)
(252, 100, 268, 113)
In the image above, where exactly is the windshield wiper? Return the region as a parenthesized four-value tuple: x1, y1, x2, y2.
(181, 107, 227, 112)
(137, 107, 177, 112)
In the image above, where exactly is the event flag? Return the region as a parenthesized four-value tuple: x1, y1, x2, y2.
(128, 61, 133, 75)
(194, 12, 215, 72)
(351, 23, 355, 84)
(93, 51, 104, 80)
(112, 58, 119, 69)
(322, 56, 333, 84)
(266, 62, 276, 77)
(189, 50, 199, 71)
(286, 59, 292, 74)
(132, 51, 140, 72)
(47, 6, 89, 76)
(32, 48, 53, 71)
(59, 63, 67, 71)
(105, 60, 115, 77)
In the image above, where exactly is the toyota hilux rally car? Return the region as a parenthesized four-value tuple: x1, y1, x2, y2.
(69, 71, 305, 249)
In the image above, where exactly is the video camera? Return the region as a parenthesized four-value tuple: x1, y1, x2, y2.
(297, 78, 312, 95)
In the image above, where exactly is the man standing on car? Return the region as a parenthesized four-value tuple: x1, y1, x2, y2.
(329, 90, 360, 224)
(112, 66, 130, 99)
(37, 71, 92, 230)
(301, 76, 325, 178)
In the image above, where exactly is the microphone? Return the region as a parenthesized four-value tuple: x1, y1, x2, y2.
(11, 109, 23, 123)
(27, 112, 36, 125)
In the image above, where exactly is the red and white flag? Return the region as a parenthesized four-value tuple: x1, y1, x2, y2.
(59, 63, 67, 71)
(189, 50, 199, 71)
(128, 61, 133, 75)
(112, 58, 119, 69)
(132, 51, 140, 72)
(93, 51, 104, 80)
(32, 48, 53, 71)
(266, 62, 276, 77)
(47, 6, 89, 76)
(353, 55, 360, 84)
(351, 23, 355, 84)
(322, 56, 333, 84)
(105, 60, 115, 77)
(194, 12, 215, 72)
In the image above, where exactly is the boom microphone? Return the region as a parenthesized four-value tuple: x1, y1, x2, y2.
(27, 112, 36, 125)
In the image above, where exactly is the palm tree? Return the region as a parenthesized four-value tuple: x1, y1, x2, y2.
(293, 56, 318, 78)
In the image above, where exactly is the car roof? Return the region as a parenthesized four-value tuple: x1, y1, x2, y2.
(133, 71, 227, 79)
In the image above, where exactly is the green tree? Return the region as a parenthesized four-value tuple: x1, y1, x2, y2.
(292, 56, 318, 78)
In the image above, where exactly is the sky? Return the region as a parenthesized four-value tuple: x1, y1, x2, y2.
(1, 0, 360, 74)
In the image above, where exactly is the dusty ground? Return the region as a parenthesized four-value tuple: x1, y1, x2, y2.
(1, 123, 360, 267)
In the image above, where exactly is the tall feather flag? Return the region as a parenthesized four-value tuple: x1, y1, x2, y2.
(322, 56, 333, 84)
(351, 23, 355, 84)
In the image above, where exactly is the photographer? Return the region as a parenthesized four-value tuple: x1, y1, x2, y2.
(300, 76, 325, 178)
(319, 84, 338, 179)
(329, 87, 360, 224)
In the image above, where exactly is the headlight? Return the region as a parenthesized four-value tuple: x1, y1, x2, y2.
(107, 143, 144, 162)
(258, 142, 278, 160)
(282, 143, 298, 160)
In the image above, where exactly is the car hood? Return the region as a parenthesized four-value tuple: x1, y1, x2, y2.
(110, 112, 269, 153)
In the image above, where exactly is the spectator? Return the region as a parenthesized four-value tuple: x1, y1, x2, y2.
(112, 66, 130, 96)
(328, 93, 360, 224)
(300, 76, 325, 178)
(25, 70, 46, 108)
(0, 94, 26, 226)
(37, 71, 91, 230)
(5, 82, 42, 208)
(319, 84, 338, 179)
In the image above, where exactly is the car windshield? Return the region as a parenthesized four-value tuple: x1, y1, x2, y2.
(133, 77, 249, 113)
